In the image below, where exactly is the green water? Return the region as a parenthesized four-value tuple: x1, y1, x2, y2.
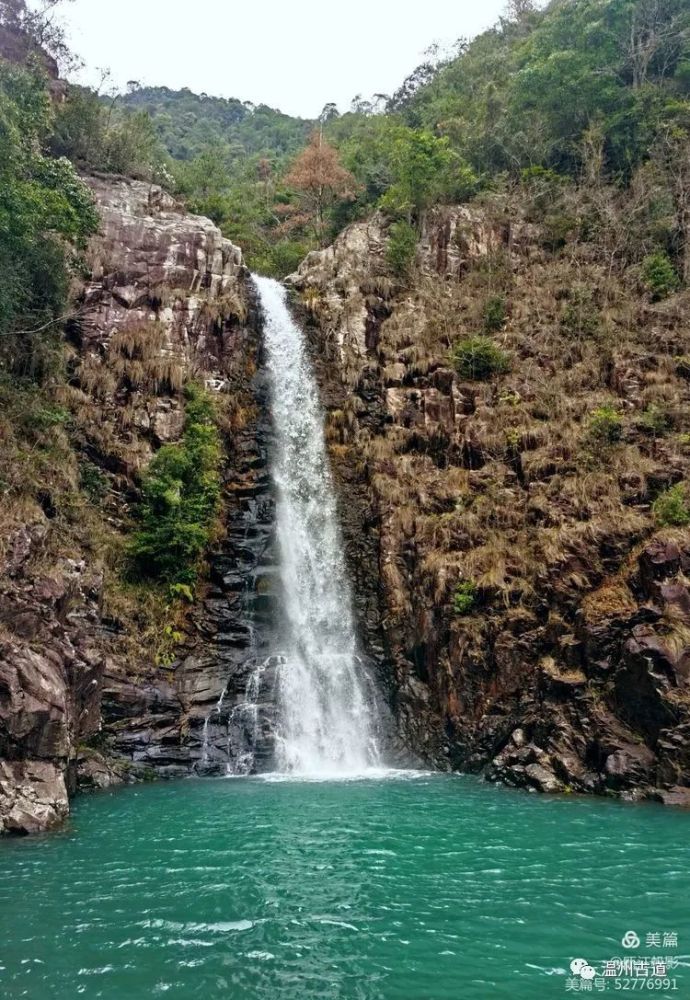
(0, 774, 688, 999)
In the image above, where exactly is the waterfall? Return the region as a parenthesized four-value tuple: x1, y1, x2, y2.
(253, 275, 380, 776)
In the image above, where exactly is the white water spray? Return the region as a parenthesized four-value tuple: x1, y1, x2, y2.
(254, 275, 380, 776)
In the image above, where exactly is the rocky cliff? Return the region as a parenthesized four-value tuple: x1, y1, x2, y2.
(0, 176, 272, 832)
(288, 204, 690, 805)
(3, 181, 689, 834)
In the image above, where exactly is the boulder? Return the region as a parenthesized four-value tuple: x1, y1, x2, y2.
(0, 760, 68, 835)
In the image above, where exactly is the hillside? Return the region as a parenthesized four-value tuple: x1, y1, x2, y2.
(3, 2, 690, 996)
(118, 85, 313, 162)
(1, 0, 690, 832)
(290, 201, 690, 798)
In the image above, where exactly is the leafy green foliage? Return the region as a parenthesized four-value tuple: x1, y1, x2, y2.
(641, 252, 680, 300)
(129, 385, 223, 584)
(636, 404, 670, 436)
(119, 86, 312, 164)
(483, 295, 507, 332)
(587, 406, 623, 444)
(331, 115, 477, 224)
(51, 85, 168, 180)
(386, 220, 417, 278)
(453, 581, 478, 615)
(79, 462, 108, 502)
(451, 336, 511, 381)
(652, 483, 690, 526)
(398, 0, 690, 181)
(0, 61, 98, 380)
(377, 127, 456, 220)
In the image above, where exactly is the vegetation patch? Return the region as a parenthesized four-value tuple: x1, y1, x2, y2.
(129, 384, 224, 585)
(483, 295, 507, 333)
(386, 220, 418, 279)
(641, 253, 680, 302)
(587, 406, 623, 445)
(653, 484, 690, 527)
(451, 337, 511, 381)
(453, 581, 478, 615)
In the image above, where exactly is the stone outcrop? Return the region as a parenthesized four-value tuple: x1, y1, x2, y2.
(81, 176, 245, 358)
(3, 177, 689, 831)
(287, 204, 690, 804)
(0, 520, 109, 832)
(0, 176, 265, 833)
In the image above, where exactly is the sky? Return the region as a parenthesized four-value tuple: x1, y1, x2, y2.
(59, 0, 508, 118)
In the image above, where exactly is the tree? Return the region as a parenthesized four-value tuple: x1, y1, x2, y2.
(505, 0, 535, 21)
(0, 0, 76, 70)
(171, 145, 233, 220)
(0, 61, 98, 379)
(654, 126, 690, 284)
(381, 126, 458, 223)
(388, 61, 438, 113)
(284, 132, 358, 244)
(626, 0, 689, 90)
(51, 84, 168, 181)
(319, 102, 339, 123)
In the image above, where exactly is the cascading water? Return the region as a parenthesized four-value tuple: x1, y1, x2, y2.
(254, 275, 380, 776)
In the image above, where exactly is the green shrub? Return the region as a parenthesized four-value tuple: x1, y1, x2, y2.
(451, 336, 511, 381)
(636, 405, 670, 436)
(0, 63, 99, 382)
(250, 240, 311, 279)
(587, 405, 623, 444)
(386, 220, 418, 279)
(129, 384, 223, 584)
(642, 253, 680, 301)
(542, 212, 578, 251)
(80, 462, 108, 502)
(483, 295, 507, 332)
(652, 484, 690, 527)
(453, 581, 478, 615)
(52, 86, 168, 182)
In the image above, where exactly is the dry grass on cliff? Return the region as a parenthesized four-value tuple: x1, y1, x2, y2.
(0, 378, 79, 544)
(357, 216, 690, 624)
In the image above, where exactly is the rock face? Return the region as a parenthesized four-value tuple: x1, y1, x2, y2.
(0, 526, 109, 832)
(4, 179, 689, 831)
(287, 204, 690, 803)
(82, 177, 245, 360)
(0, 761, 68, 835)
(0, 176, 270, 833)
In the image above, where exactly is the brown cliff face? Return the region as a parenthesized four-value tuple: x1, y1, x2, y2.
(0, 177, 262, 832)
(288, 204, 690, 803)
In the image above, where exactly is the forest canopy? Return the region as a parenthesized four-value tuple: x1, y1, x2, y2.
(2, 0, 690, 279)
(98, 0, 690, 277)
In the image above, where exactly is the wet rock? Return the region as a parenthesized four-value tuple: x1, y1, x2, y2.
(603, 746, 656, 789)
(76, 751, 132, 790)
(524, 763, 563, 794)
(0, 760, 68, 835)
(653, 786, 690, 808)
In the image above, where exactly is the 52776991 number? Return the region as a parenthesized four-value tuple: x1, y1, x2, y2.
(614, 980, 678, 991)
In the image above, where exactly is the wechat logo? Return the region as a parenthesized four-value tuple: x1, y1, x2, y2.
(570, 959, 596, 980)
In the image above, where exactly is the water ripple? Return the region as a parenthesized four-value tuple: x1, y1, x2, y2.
(0, 774, 688, 999)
